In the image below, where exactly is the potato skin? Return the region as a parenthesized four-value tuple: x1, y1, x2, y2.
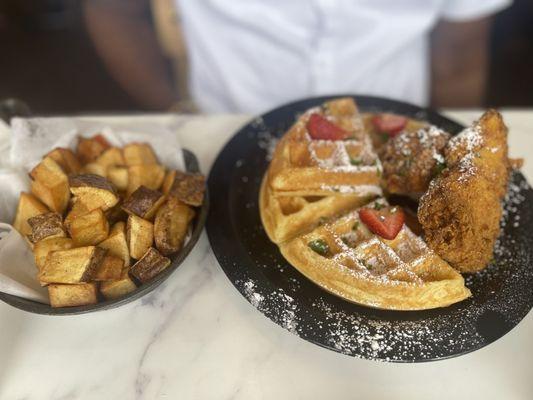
(154, 198, 195, 255)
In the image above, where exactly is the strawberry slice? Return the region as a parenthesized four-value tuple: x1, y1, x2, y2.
(306, 113, 349, 140)
(371, 113, 407, 137)
(358, 205, 405, 240)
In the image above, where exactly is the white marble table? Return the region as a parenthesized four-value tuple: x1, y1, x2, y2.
(1, 110, 532, 400)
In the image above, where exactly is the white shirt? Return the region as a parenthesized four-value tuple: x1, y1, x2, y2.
(176, 0, 510, 113)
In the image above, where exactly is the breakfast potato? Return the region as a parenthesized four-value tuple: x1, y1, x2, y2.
(40, 246, 106, 284)
(14, 135, 203, 307)
(46, 148, 81, 174)
(69, 174, 119, 211)
(95, 147, 124, 169)
(126, 164, 165, 195)
(30, 157, 70, 213)
(12, 192, 49, 236)
(107, 166, 128, 191)
(154, 197, 194, 255)
(123, 143, 158, 166)
(130, 247, 171, 283)
(161, 170, 176, 195)
(126, 215, 153, 259)
(122, 186, 165, 220)
(93, 255, 124, 281)
(168, 171, 205, 206)
(76, 134, 110, 164)
(27, 212, 66, 243)
(49, 283, 98, 307)
(100, 275, 137, 300)
(64, 200, 90, 228)
(68, 208, 109, 246)
(33, 237, 74, 271)
(82, 162, 107, 178)
(99, 221, 130, 267)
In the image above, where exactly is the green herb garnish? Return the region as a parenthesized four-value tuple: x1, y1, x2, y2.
(352, 221, 360, 231)
(433, 160, 447, 176)
(308, 239, 330, 257)
(374, 202, 384, 210)
(358, 259, 372, 270)
(350, 157, 363, 166)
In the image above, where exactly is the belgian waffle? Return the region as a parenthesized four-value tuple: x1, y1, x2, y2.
(267, 98, 382, 197)
(279, 200, 471, 310)
(260, 176, 373, 244)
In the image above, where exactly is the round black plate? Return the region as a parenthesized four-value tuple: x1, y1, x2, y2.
(207, 95, 533, 362)
(0, 149, 209, 315)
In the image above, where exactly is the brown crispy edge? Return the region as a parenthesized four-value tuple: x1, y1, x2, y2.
(81, 246, 107, 282)
(122, 186, 163, 218)
(130, 247, 171, 283)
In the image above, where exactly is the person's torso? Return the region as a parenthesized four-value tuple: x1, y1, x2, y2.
(176, 0, 448, 113)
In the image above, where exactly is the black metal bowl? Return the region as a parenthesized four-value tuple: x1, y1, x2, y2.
(206, 95, 533, 362)
(0, 149, 208, 315)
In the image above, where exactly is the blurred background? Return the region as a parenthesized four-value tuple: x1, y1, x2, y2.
(0, 0, 532, 115)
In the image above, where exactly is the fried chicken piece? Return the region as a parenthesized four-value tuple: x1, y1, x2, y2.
(444, 110, 510, 199)
(418, 110, 510, 273)
(381, 126, 450, 197)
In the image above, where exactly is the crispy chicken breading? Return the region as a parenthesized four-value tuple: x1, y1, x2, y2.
(418, 110, 510, 273)
(381, 126, 450, 197)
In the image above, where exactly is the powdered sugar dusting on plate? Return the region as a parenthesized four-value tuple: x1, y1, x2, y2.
(232, 172, 533, 362)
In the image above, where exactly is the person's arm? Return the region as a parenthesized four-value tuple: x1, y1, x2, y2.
(430, 17, 493, 108)
(83, 0, 176, 110)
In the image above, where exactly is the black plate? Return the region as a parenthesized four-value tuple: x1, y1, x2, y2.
(0, 149, 208, 315)
(207, 95, 533, 362)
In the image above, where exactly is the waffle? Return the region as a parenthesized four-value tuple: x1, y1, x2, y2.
(259, 175, 374, 244)
(267, 98, 382, 197)
(279, 200, 471, 310)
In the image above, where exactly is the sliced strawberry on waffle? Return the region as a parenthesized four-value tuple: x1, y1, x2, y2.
(359, 204, 405, 240)
(372, 113, 407, 137)
(306, 113, 349, 140)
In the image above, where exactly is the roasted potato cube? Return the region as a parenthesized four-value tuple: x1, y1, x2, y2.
(169, 171, 205, 206)
(46, 148, 81, 174)
(64, 200, 90, 228)
(100, 275, 136, 300)
(154, 197, 195, 255)
(99, 222, 130, 267)
(123, 143, 158, 166)
(27, 212, 66, 243)
(161, 170, 176, 195)
(49, 283, 98, 307)
(40, 246, 106, 284)
(127, 215, 153, 259)
(122, 186, 165, 220)
(68, 208, 109, 246)
(93, 254, 124, 281)
(130, 247, 171, 283)
(69, 174, 119, 211)
(82, 162, 107, 178)
(30, 157, 70, 213)
(127, 164, 165, 195)
(107, 166, 128, 191)
(12, 192, 49, 236)
(33, 237, 74, 271)
(76, 134, 110, 164)
(95, 147, 125, 169)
